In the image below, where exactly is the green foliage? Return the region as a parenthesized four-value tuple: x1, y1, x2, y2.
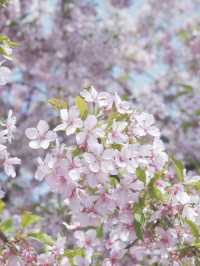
(0, 0, 9, 6)
(0, 200, 5, 214)
(133, 198, 145, 240)
(148, 172, 164, 201)
(174, 84, 193, 98)
(64, 248, 84, 265)
(75, 96, 88, 119)
(72, 147, 82, 157)
(188, 180, 200, 192)
(107, 112, 128, 128)
(177, 30, 190, 42)
(48, 98, 68, 110)
(96, 224, 104, 239)
(136, 167, 146, 184)
(111, 143, 122, 150)
(0, 34, 17, 60)
(170, 156, 184, 182)
(109, 175, 120, 187)
(194, 109, 200, 116)
(0, 219, 13, 233)
(21, 211, 42, 229)
(28, 231, 54, 245)
(185, 220, 200, 240)
(134, 213, 144, 240)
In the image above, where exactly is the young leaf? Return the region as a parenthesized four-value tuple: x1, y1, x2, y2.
(48, 98, 67, 110)
(96, 224, 104, 239)
(21, 212, 42, 229)
(0, 0, 10, 6)
(28, 231, 54, 245)
(148, 172, 164, 201)
(194, 109, 200, 116)
(133, 199, 145, 240)
(109, 175, 120, 187)
(0, 219, 13, 233)
(0, 200, 5, 214)
(64, 248, 84, 258)
(185, 220, 200, 240)
(136, 167, 146, 184)
(170, 156, 184, 182)
(134, 218, 143, 240)
(175, 84, 193, 98)
(75, 96, 88, 118)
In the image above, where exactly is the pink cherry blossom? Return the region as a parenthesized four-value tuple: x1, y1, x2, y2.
(5, 110, 17, 142)
(97, 91, 113, 110)
(76, 115, 103, 147)
(74, 229, 98, 251)
(54, 107, 83, 135)
(114, 93, 132, 114)
(107, 120, 128, 144)
(80, 86, 98, 103)
(3, 151, 21, 178)
(132, 112, 160, 137)
(25, 120, 56, 149)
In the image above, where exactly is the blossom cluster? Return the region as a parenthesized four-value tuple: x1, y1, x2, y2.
(0, 110, 21, 182)
(10, 87, 197, 265)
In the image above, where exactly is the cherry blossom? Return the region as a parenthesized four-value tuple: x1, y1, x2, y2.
(76, 115, 104, 147)
(3, 151, 21, 178)
(25, 120, 56, 149)
(20, 89, 200, 265)
(54, 107, 83, 136)
(80, 86, 98, 103)
(107, 120, 128, 144)
(132, 112, 160, 137)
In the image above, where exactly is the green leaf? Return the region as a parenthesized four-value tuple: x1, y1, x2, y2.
(107, 112, 128, 125)
(134, 218, 143, 240)
(21, 212, 42, 229)
(48, 98, 67, 110)
(28, 231, 54, 245)
(192, 242, 200, 249)
(0, 35, 17, 47)
(133, 211, 144, 240)
(170, 156, 184, 182)
(194, 109, 200, 116)
(136, 167, 146, 184)
(148, 172, 164, 201)
(0, 0, 10, 6)
(64, 248, 84, 258)
(0, 34, 17, 60)
(185, 220, 200, 240)
(72, 147, 82, 157)
(133, 199, 145, 240)
(190, 181, 200, 192)
(75, 96, 88, 119)
(109, 175, 120, 187)
(96, 225, 104, 239)
(0, 219, 13, 233)
(0, 200, 5, 214)
(111, 143, 122, 150)
(177, 30, 189, 42)
(175, 84, 193, 98)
